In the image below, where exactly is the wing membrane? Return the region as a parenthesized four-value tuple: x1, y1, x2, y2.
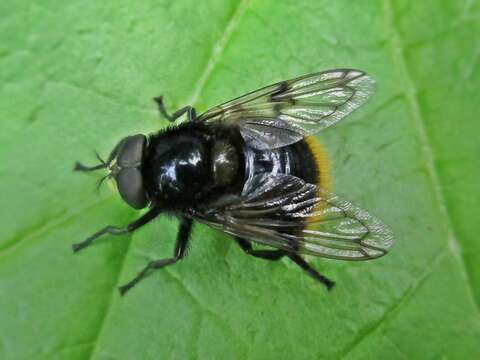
(198, 69, 375, 150)
(193, 174, 393, 260)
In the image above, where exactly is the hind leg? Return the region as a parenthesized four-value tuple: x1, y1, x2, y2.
(235, 237, 335, 290)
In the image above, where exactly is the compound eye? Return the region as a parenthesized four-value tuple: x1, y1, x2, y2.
(117, 134, 146, 168)
(116, 167, 147, 209)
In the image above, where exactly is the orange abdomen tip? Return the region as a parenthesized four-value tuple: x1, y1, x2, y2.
(305, 136, 331, 191)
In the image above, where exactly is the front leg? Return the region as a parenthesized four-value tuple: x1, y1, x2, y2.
(72, 207, 161, 252)
(118, 216, 193, 295)
(153, 96, 197, 123)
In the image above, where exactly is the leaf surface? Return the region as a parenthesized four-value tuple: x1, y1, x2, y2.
(0, 0, 479, 359)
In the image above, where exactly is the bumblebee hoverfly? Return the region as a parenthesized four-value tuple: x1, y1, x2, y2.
(73, 69, 394, 294)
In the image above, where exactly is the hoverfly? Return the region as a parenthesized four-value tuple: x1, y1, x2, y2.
(73, 69, 394, 295)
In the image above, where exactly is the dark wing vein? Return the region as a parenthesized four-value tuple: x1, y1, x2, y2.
(193, 174, 393, 260)
(198, 69, 375, 150)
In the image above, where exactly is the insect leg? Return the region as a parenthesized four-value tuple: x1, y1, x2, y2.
(286, 253, 335, 290)
(72, 207, 161, 253)
(235, 237, 286, 260)
(118, 216, 193, 295)
(153, 96, 197, 122)
(235, 238, 333, 289)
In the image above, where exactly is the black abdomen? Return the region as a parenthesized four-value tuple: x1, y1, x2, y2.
(285, 140, 319, 185)
(243, 139, 321, 191)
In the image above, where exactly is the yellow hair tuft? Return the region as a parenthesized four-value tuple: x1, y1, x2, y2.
(304, 136, 331, 191)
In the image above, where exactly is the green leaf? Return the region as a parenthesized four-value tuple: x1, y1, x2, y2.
(1, 0, 479, 359)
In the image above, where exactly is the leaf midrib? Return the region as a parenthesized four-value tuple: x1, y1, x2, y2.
(83, 1, 251, 359)
(339, 1, 480, 355)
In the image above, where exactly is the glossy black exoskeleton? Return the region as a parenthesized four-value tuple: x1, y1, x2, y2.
(144, 122, 244, 210)
(73, 70, 394, 295)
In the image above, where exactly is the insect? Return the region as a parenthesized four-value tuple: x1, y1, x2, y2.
(73, 69, 394, 295)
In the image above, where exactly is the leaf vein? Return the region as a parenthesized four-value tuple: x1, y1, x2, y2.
(80, 2, 252, 358)
(188, 0, 251, 106)
(340, 249, 447, 359)
(383, 0, 479, 313)
(85, 232, 135, 360)
(0, 195, 114, 258)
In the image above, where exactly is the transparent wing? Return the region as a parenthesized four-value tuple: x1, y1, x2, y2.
(198, 69, 375, 150)
(193, 174, 393, 260)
